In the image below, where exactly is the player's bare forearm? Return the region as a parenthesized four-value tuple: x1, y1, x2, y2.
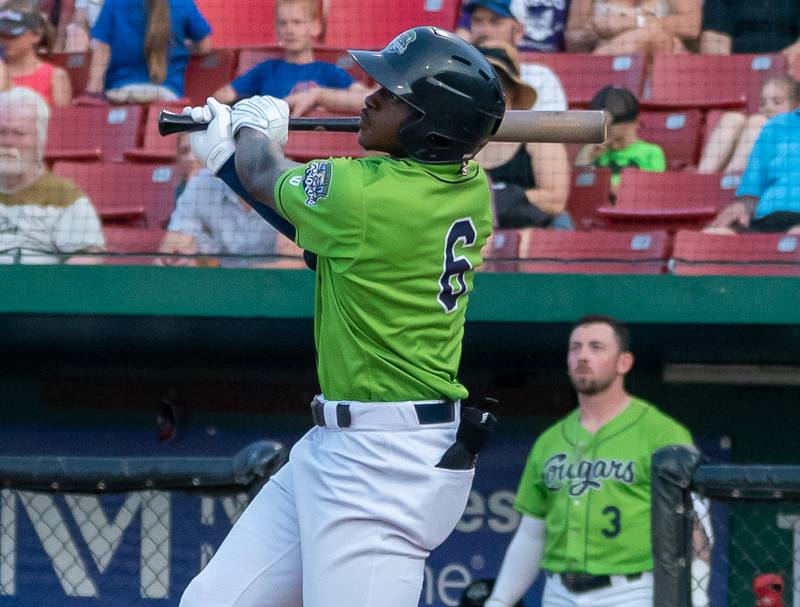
(234, 128, 300, 210)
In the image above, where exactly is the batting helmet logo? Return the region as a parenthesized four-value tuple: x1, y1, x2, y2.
(385, 30, 417, 55)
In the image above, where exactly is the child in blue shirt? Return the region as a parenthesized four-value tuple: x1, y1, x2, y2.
(213, 0, 364, 107)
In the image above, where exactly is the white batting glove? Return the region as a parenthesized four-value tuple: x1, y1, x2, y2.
(485, 600, 508, 607)
(182, 97, 235, 174)
(231, 95, 290, 147)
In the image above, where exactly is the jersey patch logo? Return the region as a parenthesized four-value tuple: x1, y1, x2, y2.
(385, 30, 416, 55)
(542, 453, 635, 497)
(302, 161, 332, 206)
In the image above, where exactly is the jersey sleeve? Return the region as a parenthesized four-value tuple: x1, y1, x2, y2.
(647, 144, 667, 172)
(90, 0, 114, 43)
(513, 440, 548, 518)
(273, 157, 365, 259)
(184, 0, 212, 42)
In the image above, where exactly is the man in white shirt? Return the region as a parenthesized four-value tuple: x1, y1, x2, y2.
(463, 0, 569, 112)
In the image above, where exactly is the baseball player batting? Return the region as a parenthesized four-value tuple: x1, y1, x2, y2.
(486, 316, 694, 607)
(178, 27, 501, 607)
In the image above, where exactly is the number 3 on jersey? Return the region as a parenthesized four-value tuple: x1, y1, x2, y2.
(438, 218, 478, 313)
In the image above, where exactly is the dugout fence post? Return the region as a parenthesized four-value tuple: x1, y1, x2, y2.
(651, 444, 703, 607)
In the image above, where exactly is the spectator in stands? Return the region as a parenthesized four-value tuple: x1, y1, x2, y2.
(56, 0, 103, 52)
(0, 1, 72, 106)
(575, 85, 665, 188)
(565, 0, 701, 56)
(0, 87, 104, 263)
(461, 0, 568, 111)
(214, 0, 365, 108)
(698, 77, 800, 175)
(706, 105, 800, 235)
(0, 56, 8, 89)
(460, 0, 570, 53)
(83, 0, 210, 103)
(475, 43, 572, 230)
(158, 169, 281, 266)
(175, 133, 200, 201)
(700, 0, 800, 58)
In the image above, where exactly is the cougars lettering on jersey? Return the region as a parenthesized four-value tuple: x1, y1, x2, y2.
(273, 155, 493, 402)
(542, 453, 635, 496)
(514, 398, 692, 574)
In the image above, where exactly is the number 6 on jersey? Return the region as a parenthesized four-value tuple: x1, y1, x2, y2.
(438, 218, 478, 313)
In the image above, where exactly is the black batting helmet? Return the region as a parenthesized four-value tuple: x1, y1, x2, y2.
(348, 26, 506, 163)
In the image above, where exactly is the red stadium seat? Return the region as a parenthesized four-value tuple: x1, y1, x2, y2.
(53, 161, 179, 228)
(321, 0, 460, 49)
(103, 226, 167, 253)
(46, 105, 143, 163)
(124, 103, 185, 162)
(184, 50, 238, 106)
(566, 168, 612, 230)
(45, 52, 90, 97)
(671, 230, 800, 276)
(646, 54, 787, 113)
(520, 53, 646, 107)
(194, 0, 276, 48)
(596, 170, 735, 230)
(638, 110, 704, 171)
(481, 229, 521, 272)
(284, 131, 367, 162)
(518, 229, 669, 274)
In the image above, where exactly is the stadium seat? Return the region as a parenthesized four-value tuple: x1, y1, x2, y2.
(638, 109, 704, 170)
(194, 0, 276, 48)
(566, 168, 612, 230)
(596, 170, 735, 230)
(520, 53, 646, 107)
(481, 229, 521, 272)
(124, 103, 185, 162)
(671, 230, 800, 276)
(53, 161, 179, 228)
(184, 50, 239, 106)
(284, 131, 367, 162)
(321, 0, 460, 49)
(45, 52, 90, 97)
(103, 226, 167, 253)
(518, 229, 669, 274)
(646, 54, 787, 113)
(46, 105, 143, 163)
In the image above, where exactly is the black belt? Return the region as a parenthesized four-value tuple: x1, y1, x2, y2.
(547, 571, 644, 594)
(311, 399, 456, 428)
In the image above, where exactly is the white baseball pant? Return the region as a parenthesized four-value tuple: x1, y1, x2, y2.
(179, 398, 473, 607)
(542, 571, 653, 607)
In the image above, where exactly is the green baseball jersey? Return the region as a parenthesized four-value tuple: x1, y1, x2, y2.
(514, 397, 692, 574)
(594, 140, 666, 186)
(274, 155, 492, 402)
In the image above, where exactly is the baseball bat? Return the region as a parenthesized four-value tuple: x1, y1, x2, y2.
(158, 109, 608, 144)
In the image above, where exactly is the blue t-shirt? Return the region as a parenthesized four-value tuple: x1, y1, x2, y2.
(91, 0, 211, 96)
(231, 59, 354, 99)
(737, 110, 800, 219)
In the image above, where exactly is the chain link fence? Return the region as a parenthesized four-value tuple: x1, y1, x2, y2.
(653, 445, 800, 607)
(0, 442, 284, 606)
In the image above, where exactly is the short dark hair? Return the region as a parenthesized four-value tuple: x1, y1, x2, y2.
(571, 315, 631, 352)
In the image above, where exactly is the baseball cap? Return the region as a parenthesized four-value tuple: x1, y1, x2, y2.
(478, 42, 537, 109)
(464, 0, 527, 24)
(0, 8, 42, 37)
(590, 85, 640, 124)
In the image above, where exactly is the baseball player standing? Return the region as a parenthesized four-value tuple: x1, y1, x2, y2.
(177, 27, 505, 607)
(486, 315, 694, 607)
